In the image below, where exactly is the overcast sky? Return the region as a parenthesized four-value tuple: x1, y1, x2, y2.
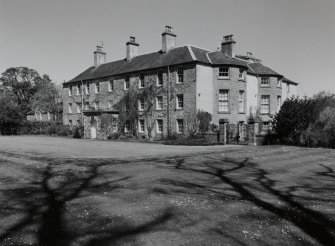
(0, 0, 334, 96)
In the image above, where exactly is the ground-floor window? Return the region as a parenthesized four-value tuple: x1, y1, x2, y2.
(124, 122, 130, 133)
(156, 119, 163, 133)
(176, 119, 184, 134)
(139, 119, 145, 133)
(262, 122, 269, 131)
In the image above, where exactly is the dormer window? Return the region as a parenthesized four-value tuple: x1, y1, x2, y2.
(219, 67, 229, 78)
(261, 77, 270, 87)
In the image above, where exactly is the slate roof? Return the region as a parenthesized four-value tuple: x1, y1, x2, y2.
(283, 77, 299, 85)
(247, 63, 282, 77)
(207, 51, 249, 67)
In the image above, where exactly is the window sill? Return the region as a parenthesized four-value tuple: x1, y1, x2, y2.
(238, 111, 245, 114)
(218, 111, 230, 114)
(260, 113, 270, 115)
(218, 77, 230, 80)
(156, 84, 163, 87)
(176, 108, 184, 111)
(176, 82, 183, 85)
(238, 79, 246, 82)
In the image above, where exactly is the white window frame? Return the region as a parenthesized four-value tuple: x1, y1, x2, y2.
(218, 90, 229, 112)
(68, 103, 72, 114)
(262, 122, 269, 131)
(124, 122, 130, 133)
(177, 67, 184, 84)
(176, 94, 184, 109)
(138, 98, 145, 111)
(108, 100, 113, 109)
(156, 119, 163, 133)
(108, 79, 114, 92)
(239, 68, 244, 80)
(138, 119, 145, 133)
(176, 119, 184, 134)
(156, 96, 163, 110)
(139, 73, 145, 88)
(157, 70, 163, 86)
(238, 90, 244, 113)
(85, 82, 90, 94)
(277, 96, 282, 112)
(261, 77, 270, 87)
(93, 101, 98, 110)
(76, 103, 81, 113)
(261, 95, 270, 114)
(219, 67, 229, 78)
(77, 84, 81, 95)
(85, 102, 89, 110)
(277, 78, 282, 88)
(95, 82, 100, 93)
(287, 84, 290, 93)
(124, 76, 130, 90)
(69, 85, 72, 96)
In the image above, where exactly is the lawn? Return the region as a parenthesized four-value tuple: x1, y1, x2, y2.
(0, 136, 334, 246)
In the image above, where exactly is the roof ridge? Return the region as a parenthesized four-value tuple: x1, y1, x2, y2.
(188, 44, 210, 52)
(205, 52, 213, 64)
(187, 45, 196, 61)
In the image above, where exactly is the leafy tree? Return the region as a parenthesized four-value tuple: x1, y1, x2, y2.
(0, 67, 51, 114)
(0, 93, 24, 135)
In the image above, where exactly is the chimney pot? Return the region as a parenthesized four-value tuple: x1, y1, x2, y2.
(94, 43, 106, 67)
(126, 36, 139, 61)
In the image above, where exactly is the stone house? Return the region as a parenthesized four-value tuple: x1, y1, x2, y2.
(63, 26, 298, 139)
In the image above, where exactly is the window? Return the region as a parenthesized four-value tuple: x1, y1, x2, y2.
(176, 119, 184, 134)
(77, 103, 81, 113)
(219, 90, 229, 112)
(69, 120, 73, 126)
(156, 119, 163, 133)
(138, 98, 145, 111)
(68, 103, 72, 113)
(177, 67, 183, 83)
(219, 67, 229, 78)
(77, 120, 80, 125)
(261, 95, 270, 114)
(69, 85, 72, 96)
(139, 73, 145, 88)
(95, 82, 100, 93)
(108, 100, 113, 108)
(262, 122, 269, 131)
(85, 82, 90, 94)
(77, 84, 81, 95)
(238, 90, 244, 113)
(287, 84, 290, 93)
(176, 94, 184, 109)
(277, 96, 282, 112)
(239, 68, 244, 80)
(157, 70, 163, 86)
(139, 119, 145, 133)
(261, 77, 270, 86)
(277, 78, 282, 88)
(156, 96, 163, 110)
(93, 101, 98, 110)
(109, 79, 114, 92)
(85, 102, 89, 110)
(124, 76, 130, 90)
(124, 122, 130, 133)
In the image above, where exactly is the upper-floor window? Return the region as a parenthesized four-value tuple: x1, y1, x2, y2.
(108, 100, 113, 108)
(124, 76, 130, 90)
(219, 90, 229, 112)
(68, 103, 72, 113)
(139, 73, 145, 88)
(156, 119, 163, 133)
(287, 84, 290, 93)
(69, 85, 72, 96)
(176, 119, 184, 134)
(157, 70, 163, 86)
(69, 119, 73, 126)
(77, 84, 81, 95)
(95, 82, 100, 93)
(219, 67, 229, 78)
(277, 78, 282, 88)
(138, 119, 145, 133)
(156, 96, 163, 110)
(239, 68, 244, 80)
(109, 79, 114, 92)
(85, 82, 90, 94)
(138, 98, 145, 111)
(277, 96, 282, 112)
(261, 77, 270, 87)
(85, 102, 89, 110)
(77, 103, 81, 113)
(177, 67, 184, 83)
(238, 90, 245, 113)
(261, 95, 270, 114)
(93, 101, 99, 110)
(176, 94, 184, 109)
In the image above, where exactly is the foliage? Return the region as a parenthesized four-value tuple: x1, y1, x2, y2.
(0, 93, 24, 135)
(72, 126, 83, 138)
(184, 110, 213, 137)
(17, 122, 72, 136)
(0, 67, 52, 114)
(272, 92, 335, 148)
(100, 114, 118, 138)
(197, 110, 212, 135)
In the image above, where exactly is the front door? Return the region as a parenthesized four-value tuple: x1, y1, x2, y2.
(91, 120, 97, 139)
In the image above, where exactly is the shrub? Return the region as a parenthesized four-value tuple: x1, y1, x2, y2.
(56, 125, 72, 136)
(107, 132, 120, 140)
(197, 110, 212, 135)
(72, 126, 83, 138)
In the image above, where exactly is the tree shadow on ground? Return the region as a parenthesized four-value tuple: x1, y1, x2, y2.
(162, 156, 335, 246)
(0, 158, 174, 246)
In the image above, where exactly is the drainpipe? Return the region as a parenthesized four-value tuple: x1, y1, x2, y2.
(81, 80, 84, 124)
(167, 66, 171, 138)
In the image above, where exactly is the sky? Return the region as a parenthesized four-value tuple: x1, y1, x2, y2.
(0, 0, 334, 96)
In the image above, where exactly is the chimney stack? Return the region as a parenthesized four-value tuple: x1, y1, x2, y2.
(126, 36, 139, 61)
(221, 35, 236, 57)
(162, 26, 176, 53)
(94, 42, 106, 67)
